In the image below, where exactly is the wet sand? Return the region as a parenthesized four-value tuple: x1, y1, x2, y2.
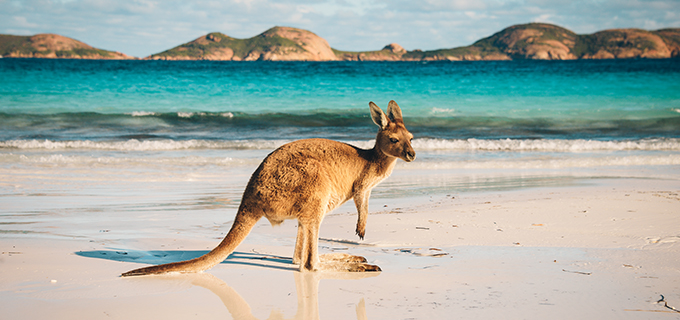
(2, 178, 679, 319)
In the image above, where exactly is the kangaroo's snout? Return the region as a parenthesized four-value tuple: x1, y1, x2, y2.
(403, 148, 416, 162)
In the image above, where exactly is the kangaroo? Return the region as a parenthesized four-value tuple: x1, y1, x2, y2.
(122, 100, 415, 276)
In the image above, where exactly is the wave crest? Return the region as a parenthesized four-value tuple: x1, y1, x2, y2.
(2, 138, 679, 152)
(0, 139, 287, 151)
(412, 138, 680, 151)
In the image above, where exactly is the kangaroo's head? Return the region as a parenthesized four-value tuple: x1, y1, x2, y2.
(370, 100, 416, 162)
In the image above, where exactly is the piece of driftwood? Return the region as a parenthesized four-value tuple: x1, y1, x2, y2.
(562, 269, 591, 275)
(658, 295, 680, 313)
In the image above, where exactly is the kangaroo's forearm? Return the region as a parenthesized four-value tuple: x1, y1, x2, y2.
(354, 192, 369, 240)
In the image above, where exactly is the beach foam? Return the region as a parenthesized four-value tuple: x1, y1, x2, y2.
(3, 138, 679, 152)
(412, 138, 680, 151)
(0, 139, 287, 151)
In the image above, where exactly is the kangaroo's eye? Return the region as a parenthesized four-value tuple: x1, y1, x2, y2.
(390, 138, 399, 143)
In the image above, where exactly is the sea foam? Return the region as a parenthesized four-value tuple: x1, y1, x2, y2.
(410, 138, 680, 152)
(0, 139, 287, 151)
(2, 138, 679, 152)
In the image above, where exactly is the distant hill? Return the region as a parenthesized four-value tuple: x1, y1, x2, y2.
(333, 43, 409, 61)
(433, 23, 680, 61)
(0, 34, 134, 59)
(148, 26, 337, 61)
(3, 23, 679, 61)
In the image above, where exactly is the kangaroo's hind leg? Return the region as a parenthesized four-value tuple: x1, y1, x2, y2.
(296, 216, 380, 272)
(293, 221, 305, 266)
(295, 222, 380, 272)
(297, 215, 322, 272)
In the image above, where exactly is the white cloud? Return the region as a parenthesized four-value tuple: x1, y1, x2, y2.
(13, 16, 39, 28)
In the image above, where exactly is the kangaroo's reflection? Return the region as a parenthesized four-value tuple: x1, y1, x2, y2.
(165, 271, 375, 320)
(78, 248, 376, 318)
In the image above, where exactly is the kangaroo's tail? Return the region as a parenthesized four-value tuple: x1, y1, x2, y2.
(121, 212, 258, 277)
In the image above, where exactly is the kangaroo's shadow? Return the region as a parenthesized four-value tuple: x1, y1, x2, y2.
(76, 249, 298, 271)
(77, 249, 374, 319)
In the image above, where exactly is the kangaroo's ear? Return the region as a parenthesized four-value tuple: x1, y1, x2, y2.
(369, 101, 389, 129)
(387, 100, 403, 123)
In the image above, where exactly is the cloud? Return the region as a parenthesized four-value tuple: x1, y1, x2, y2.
(12, 16, 39, 29)
(1, 0, 679, 57)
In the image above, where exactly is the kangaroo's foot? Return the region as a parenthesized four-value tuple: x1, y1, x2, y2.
(318, 253, 381, 272)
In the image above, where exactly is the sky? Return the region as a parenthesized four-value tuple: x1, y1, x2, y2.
(2, 0, 679, 58)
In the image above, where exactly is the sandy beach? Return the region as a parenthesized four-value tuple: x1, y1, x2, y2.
(2, 176, 678, 319)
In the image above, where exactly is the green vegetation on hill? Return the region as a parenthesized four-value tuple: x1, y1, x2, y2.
(426, 23, 680, 60)
(577, 29, 655, 55)
(0, 34, 131, 59)
(151, 32, 305, 59)
(0, 34, 34, 56)
(332, 47, 402, 61)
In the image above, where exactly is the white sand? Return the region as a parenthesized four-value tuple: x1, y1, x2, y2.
(1, 178, 679, 319)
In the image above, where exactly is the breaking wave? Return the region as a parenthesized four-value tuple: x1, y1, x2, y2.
(0, 139, 286, 151)
(1, 111, 679, 141)
(411, 138, 680, 151)
(2, 137, 679, 152)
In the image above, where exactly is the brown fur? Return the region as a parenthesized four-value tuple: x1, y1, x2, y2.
(122, 100, 415, 276)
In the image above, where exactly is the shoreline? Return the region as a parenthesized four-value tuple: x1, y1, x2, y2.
(2, 178, 678, 319)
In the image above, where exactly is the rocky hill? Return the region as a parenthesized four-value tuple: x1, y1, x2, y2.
(577, 27, 680, 59)
(392, 23, 680, 61)
(437, 23, 680, 61)
(148, 26, 337, 61)
(333, 43, 408, 61)
(0, 34, 134, 59)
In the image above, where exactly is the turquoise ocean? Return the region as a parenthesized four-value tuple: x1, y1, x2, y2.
(1, 58, 679, 240)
